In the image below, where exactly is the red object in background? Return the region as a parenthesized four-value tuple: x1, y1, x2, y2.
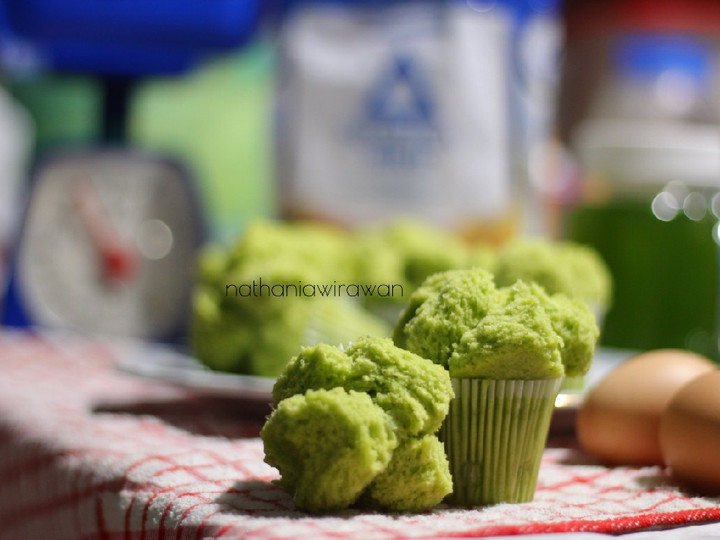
(564, 0, 720, 42)
(558, 0, 720, 144)
(71, 175, 139, 285)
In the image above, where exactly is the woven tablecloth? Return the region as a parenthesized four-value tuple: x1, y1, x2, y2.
(2, 330, 720, 540)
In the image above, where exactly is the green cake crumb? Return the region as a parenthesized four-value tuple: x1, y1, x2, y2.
(394, 268, 599, 380)
(467, 243, 497, 273)
(272, 342, 353, 403)
(352, 218, 472, 298)
(190, 220, 389, 376)
(494, 239, 612, 310)
(449, 281, 565, 379)
(380, 219, 471, 290)
(542, 293, 599, 378)
(362, 435, 452, 512)
(263, 336, 454, 513)
(261, 388, 397, 514)
(274, 336, 453, 438)
(344, 337, 453, 438)
(394, 269, 501, 368)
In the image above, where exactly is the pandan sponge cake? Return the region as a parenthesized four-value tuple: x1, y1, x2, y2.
(190, 220, 389, 377)
(494, 238, 612, 316)
(378, 219, 471, 290)
(361, 435, 452, 513)
(393, 268, 599, 505)
(274, 336, 453, 438)
(351, 218, 473, 323)
(393, 269, 502, 368)
(262, 336, 454, 513)
(261, 388, 397, 513)
(192, 271, 388, 377)
(227, 219, 355, 284)
(539, 290, 600, 381)
(493, 239, 607, 390)
(448, 281, 565, 380)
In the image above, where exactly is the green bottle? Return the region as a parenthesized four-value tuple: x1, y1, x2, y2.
(564, 34, 720, 361)
(565, 190, 718, 361)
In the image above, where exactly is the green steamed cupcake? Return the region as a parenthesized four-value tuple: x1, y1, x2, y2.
(264, 336, 454, 513)
(540, 291, 600, 379)
(190, 220, 390, 377)
(362, 435, 452, 513)
(261, 388, 397, 513)
(493, 238, 612, 314)
(394, 268, 599, 505)
(274, 336, 453, 439)
(379, 218, 471, 291)
(351, 218, 472, 324)
(448, 280, 565, 380)
(394, 269, 501, 369)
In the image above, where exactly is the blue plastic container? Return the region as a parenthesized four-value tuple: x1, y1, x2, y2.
(0, 0, 261, 75)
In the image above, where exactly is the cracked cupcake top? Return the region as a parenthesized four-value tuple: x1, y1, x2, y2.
(393, 268, 599, 380)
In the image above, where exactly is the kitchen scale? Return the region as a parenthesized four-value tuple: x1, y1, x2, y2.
(2, 150, 204, 340)
(0, 0, 261, 341)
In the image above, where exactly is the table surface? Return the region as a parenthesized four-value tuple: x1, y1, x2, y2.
(2, 330, 720, 540)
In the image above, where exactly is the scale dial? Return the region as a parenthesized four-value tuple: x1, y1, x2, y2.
(13, 151, 204, 340)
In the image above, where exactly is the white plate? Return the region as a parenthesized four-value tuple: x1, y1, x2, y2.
(115, 343, 633, 405)
(114, 342, 275, 400)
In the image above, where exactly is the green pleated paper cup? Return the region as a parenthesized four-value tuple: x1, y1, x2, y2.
(440, 378, 562, 506)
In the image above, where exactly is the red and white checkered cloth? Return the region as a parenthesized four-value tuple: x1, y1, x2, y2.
(1, 330, 720, 540)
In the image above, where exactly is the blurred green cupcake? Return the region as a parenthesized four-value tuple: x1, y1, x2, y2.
(494, 238, 612, 322)
(351, 218, 472, 324)
(190, 220, 389, 377)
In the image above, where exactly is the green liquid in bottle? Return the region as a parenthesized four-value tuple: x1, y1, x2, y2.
(564, 199, 719, 361)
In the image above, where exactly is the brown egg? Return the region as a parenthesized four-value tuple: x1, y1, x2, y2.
(660, 369, 720, 494)
(576, 349, 715, 466)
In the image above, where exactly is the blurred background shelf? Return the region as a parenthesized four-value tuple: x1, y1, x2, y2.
(0, 0, 717, 361)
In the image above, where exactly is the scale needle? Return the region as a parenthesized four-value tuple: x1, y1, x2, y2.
(71, 174, 138, 285)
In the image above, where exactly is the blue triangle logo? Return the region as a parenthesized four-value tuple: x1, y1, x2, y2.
(365, 55, 436, 127)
